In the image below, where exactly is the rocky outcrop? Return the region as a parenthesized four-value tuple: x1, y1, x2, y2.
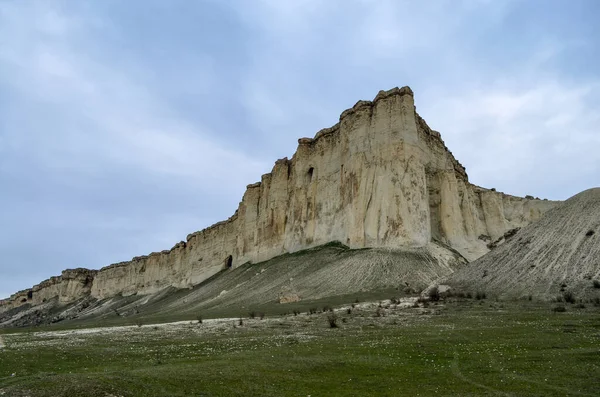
(1, 86, 559, 311)
(0, 268, 96, 313)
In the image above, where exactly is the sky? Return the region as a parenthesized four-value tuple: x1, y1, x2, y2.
(1, 0, 599, 299)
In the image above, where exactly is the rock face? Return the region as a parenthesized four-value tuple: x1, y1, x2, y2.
(0, 86, 559, 311)
(446, 188, 600, 299)
(0, 269, 96, 312)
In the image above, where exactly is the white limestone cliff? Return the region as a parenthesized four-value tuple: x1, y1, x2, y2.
(0, 86, 559, 310)
(0, 269, 96, 311)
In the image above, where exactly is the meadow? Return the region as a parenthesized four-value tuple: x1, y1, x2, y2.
(1, 298, 599, 396)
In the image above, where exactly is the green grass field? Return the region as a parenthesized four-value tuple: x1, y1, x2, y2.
(1, 299, 599, 396)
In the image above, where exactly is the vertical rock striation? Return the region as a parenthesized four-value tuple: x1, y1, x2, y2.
(1, 86, 559, 310)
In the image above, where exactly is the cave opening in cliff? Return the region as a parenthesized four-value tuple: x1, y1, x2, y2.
(27, 291, 33, 300)
(225, 255, 233, 269)
(308, 167, 314, 182)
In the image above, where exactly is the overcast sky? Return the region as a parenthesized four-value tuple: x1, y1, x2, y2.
(1, 0, 599, 299)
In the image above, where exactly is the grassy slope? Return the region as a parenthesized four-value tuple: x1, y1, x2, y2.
(6, 241, 464, 330)
(1, 300, 599, 396)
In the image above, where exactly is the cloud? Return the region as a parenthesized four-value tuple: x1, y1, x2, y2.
(425, 81, 599, 198)
(2, 1, 269, 183)
(0, 1, 269, 297)
(1, 0, 598, 298)
(232, 0, 599, 201)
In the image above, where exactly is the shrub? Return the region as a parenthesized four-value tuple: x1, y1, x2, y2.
(466, 292, 473, 299)
(154, 351, 163, 366)
(552, 305, 567, 313)
(293, 309, 300, 316)
(528, 295, 533, 301)
(259, 312, 265, 320)
(346, 308, 352, 314)
(375, 307, 384, 317)
(428, 286, 440, 301)
(593, 280, 600, 289)
(327, 313, 339, 328)
(563, 291, 576, 304)
(475, 291, 487, 300)
(238, 318, 244, 326)
(197, 315, 203, 324)
(355, 298, 360, 303)
(390, 297, 400, 304)
(308, 307, 317, 315)
(248, 311, 256, 319)
(322, 305, 333, 313)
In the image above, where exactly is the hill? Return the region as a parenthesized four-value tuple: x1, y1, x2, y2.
(1, 86, 558, 322)
(446, 188, 600, 300)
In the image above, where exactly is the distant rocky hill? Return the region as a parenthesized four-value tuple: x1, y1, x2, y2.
(0, 86, 559, 316)
(446, 188, 600, 300)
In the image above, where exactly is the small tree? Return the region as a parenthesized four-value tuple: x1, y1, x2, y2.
(327, 313, 338, 328)
(563, 291, 576, 304)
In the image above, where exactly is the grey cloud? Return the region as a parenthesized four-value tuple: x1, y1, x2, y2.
(1, 0, 598, 298)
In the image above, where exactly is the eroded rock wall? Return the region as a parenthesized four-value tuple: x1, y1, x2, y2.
(89, 87, 558, 299)
(0, 269, 96, 313)
(1, 86, 560, 308)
